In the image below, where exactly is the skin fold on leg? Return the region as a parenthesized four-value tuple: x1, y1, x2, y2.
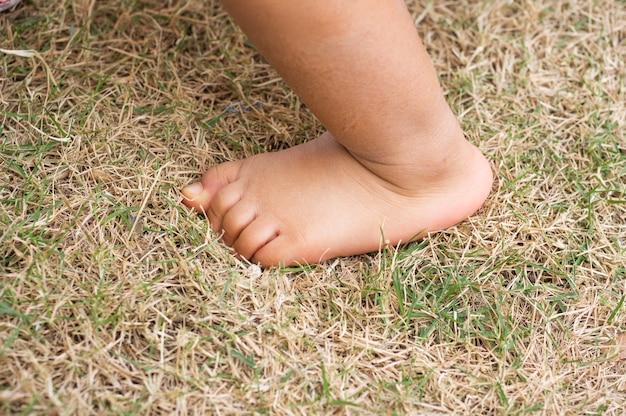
(182, 0, 494, 267)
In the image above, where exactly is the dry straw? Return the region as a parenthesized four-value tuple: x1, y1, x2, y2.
(1, 0, 625, 414)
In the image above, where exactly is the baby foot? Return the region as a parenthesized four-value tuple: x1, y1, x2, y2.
(182, 132, 492, 267)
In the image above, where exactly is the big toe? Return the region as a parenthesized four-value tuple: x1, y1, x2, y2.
(181, 181, 212, 213)
(182, 161, 244, 213)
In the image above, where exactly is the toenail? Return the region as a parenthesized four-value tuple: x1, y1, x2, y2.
(183, 182, 203, 197)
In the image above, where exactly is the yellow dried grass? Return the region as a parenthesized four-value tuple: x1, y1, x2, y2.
(1, 0, 624, 414)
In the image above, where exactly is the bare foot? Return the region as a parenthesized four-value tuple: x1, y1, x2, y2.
(181, 131, 493, 267)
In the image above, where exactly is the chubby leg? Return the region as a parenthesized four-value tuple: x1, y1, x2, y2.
(182, 0, 493, 267)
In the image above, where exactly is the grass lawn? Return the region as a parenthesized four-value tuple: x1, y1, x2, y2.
(1, 0, 625, 414)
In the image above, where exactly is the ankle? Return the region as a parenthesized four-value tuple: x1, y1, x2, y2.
(350, 114, 477, 190)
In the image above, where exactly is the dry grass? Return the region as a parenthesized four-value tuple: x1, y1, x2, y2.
(1, 0, 625, 414)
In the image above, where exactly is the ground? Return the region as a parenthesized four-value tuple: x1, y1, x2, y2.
(1, 0, 625, 414)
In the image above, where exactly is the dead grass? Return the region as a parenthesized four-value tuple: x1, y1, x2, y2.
(1, 0, 625, 414)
